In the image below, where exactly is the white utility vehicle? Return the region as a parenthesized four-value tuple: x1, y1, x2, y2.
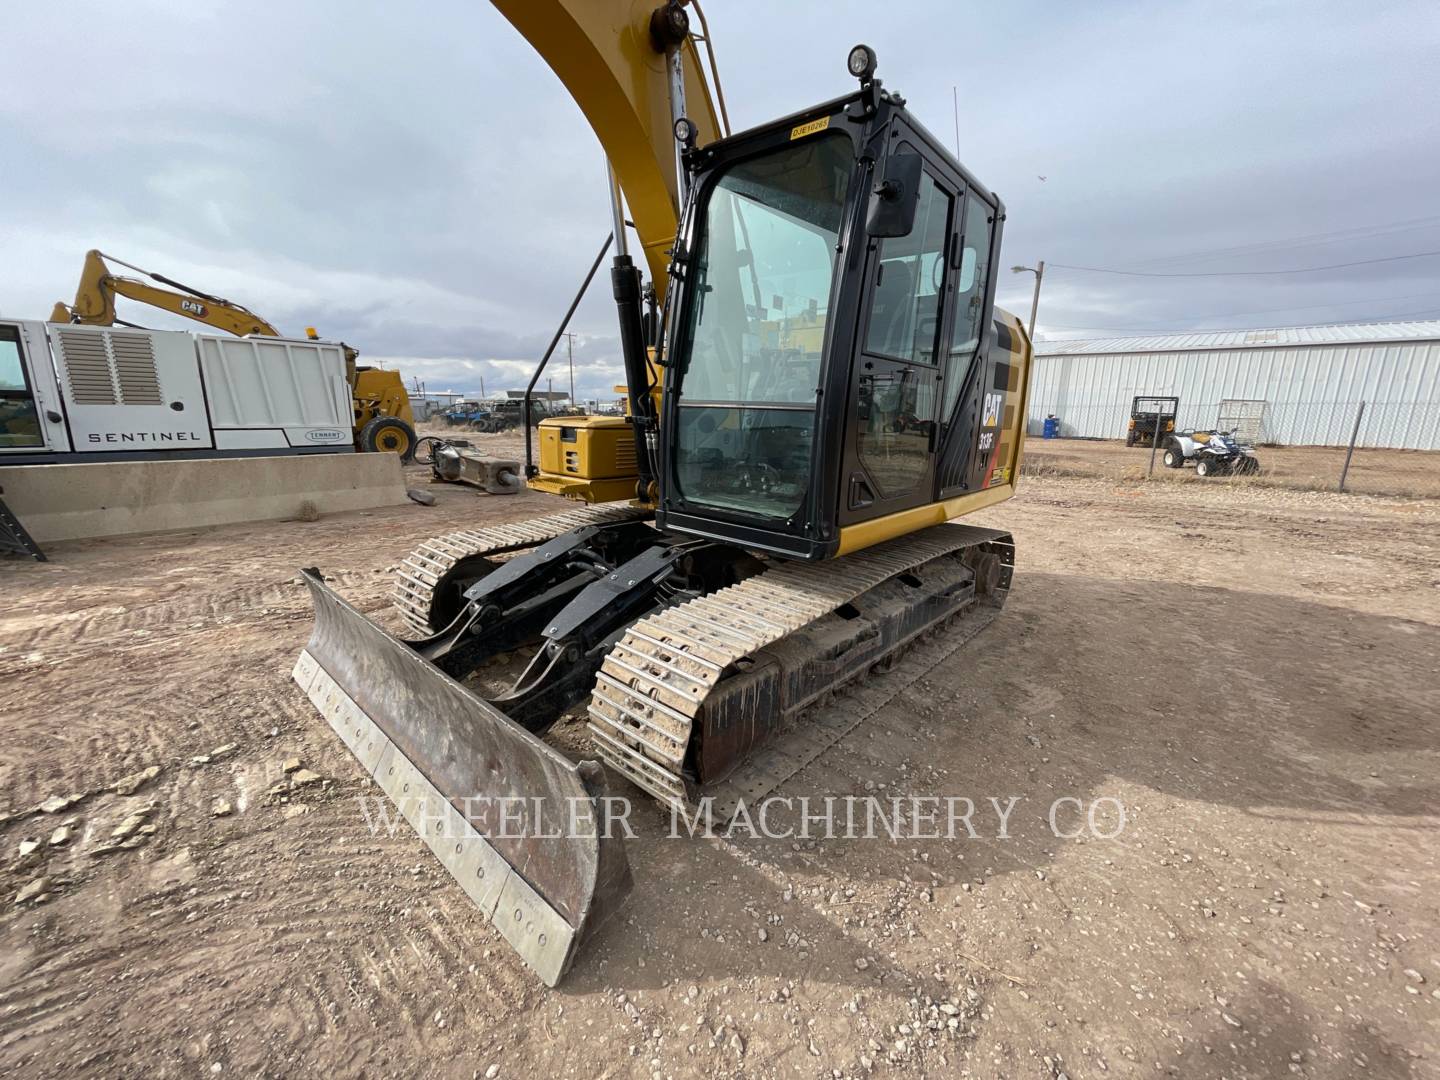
(0, 320, 354, 464)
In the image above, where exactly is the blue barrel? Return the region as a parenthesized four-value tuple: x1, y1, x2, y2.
(1042, 416, 1060, 439)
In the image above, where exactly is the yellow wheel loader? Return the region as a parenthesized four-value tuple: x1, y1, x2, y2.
(294, 0, 1033, 985)
(52, 249, 417, 460)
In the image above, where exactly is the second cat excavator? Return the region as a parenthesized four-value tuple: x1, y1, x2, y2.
(292, 0, 1033, 985)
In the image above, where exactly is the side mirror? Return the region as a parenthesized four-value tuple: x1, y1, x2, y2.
(866, 152, 924, 237)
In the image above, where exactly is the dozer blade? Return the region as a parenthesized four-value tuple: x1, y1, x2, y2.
(292, 568, 631, 986)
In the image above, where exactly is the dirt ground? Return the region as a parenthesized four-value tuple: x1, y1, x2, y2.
(1023, 436, 1440, 499)
(2, 439, 1438, 1079)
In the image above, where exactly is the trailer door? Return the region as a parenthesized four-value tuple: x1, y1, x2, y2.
(0, 321, 70, 456)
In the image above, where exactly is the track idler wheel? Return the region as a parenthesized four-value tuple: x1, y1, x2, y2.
(967, 550, 1003, 600)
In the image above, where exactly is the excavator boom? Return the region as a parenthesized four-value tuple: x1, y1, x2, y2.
(491, 0, 724, 294)
(53, 249, 280, 337)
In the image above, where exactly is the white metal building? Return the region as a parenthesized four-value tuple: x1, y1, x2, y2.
(1029, 320, 1440, 449)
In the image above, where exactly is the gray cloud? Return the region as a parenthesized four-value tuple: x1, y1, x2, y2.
(5, 0, 1438, 397)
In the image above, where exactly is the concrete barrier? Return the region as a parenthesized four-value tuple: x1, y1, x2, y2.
(0, 453, 410, 543)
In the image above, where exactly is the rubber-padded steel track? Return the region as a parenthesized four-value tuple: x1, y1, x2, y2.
(587, 523, 1013, 815)
(700, 596, 1003, 820)
(392, 502, 654, 635)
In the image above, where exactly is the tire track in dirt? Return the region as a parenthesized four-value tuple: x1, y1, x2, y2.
(5, 570, 376, 668)
(1, 563, 420, 811)
(0, 648, 320, 811)
(1, 753, 538, 1076)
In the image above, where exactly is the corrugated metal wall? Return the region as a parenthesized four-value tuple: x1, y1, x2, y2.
(1028, 338, 1440, 449)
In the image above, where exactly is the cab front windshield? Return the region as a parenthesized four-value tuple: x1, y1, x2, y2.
(674, 130, 853, 521)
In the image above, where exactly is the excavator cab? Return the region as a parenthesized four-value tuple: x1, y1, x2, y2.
(657, 80, 1026, 559)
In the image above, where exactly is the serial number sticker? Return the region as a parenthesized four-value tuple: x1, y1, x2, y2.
(789, 116, 831, 140)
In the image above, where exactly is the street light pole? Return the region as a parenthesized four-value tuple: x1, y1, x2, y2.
(1011, 260, 1045, 342)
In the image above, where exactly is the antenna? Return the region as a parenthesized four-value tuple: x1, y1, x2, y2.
(952, 86, 960, 156)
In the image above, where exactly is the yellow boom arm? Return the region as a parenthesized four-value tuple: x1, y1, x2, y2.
(51, 249, 280, 338)
(491, 0, 723, 296)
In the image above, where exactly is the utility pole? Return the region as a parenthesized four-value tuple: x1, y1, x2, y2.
(1011, 261, 1045, 342)
(563, 332, 577, 405)
(479, 375, 485, 399)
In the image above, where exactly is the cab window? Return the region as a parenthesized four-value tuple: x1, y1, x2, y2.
(940, 191, 994, 421)
(674, 131, 854, 520)
(864, 171, 953, 366)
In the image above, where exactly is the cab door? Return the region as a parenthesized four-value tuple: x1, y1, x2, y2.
(0, 322, 70, 458)
(932, 184, 1000, 496)
(840, 143, 957, 522)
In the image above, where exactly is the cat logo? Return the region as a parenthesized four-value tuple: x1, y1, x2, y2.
(180, 299, 209, 318)
(982, 391, 1004, 428)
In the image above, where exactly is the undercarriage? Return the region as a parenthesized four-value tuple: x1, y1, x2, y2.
(368, 503, 1009, 806)
(294, 505, 1013, 983)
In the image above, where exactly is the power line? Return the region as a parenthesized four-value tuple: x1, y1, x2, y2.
(1049, 249, 1440, 278)
(1039, 307, 1440, 335)
(1026, 289, 1440, 331)
(1127, 214, 1440, 270)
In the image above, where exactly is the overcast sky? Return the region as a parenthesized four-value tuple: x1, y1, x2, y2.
(5, 1, 1438, 400)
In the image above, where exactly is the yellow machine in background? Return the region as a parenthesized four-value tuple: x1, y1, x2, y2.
(51, 248, 280, 337)
(345, 360, 417, 460)
(53, 249, 417, 459)
(528, 352, 661, 503)
(531, 415, 638, 502)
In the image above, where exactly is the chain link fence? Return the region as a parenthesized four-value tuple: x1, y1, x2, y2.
(1024, 400, 1440, 497)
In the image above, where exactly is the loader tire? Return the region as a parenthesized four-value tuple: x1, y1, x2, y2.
(359, 416, 417, 462)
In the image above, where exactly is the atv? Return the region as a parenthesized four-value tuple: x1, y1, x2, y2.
(1160, 429, 1260, 477)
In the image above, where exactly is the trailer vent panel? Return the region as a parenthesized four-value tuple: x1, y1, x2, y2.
(55, 328, 166, 407)
(109, 332, 163, 405)
(56, 329, 118, 405)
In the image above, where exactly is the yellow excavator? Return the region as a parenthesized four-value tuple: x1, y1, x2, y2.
(52, 249, 418, 459)
(293, 0, 1032, 985)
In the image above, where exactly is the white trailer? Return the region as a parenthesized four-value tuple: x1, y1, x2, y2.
(0, 319, 354, 464)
